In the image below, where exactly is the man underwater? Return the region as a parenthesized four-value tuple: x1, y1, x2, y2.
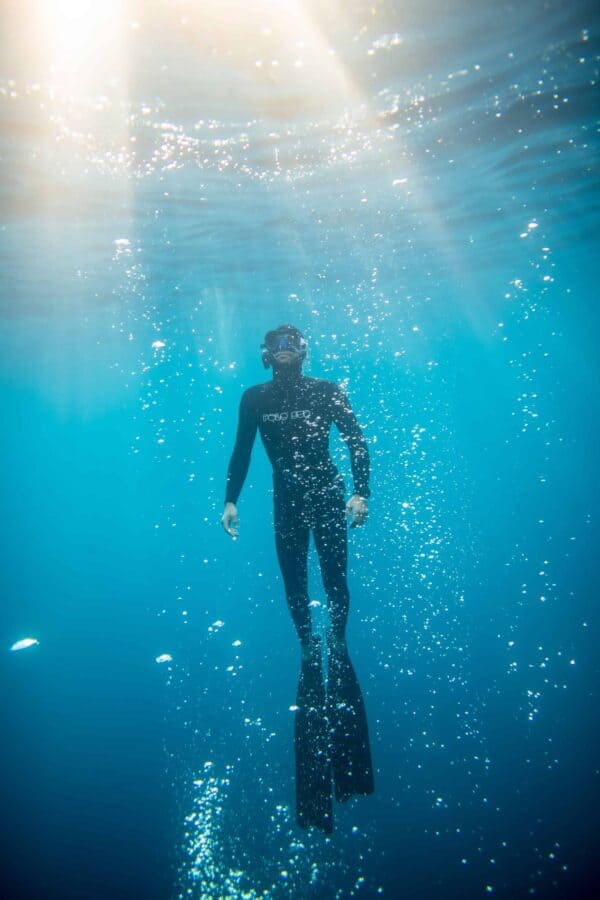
(221, 324, 374, 832)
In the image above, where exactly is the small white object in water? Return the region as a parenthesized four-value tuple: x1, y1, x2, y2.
(10, 637, 39, 652)
(155, 653, 173, 664)
(152, 340, 166, 349)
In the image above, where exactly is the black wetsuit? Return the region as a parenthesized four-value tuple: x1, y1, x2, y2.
(225, 371, 370, 645)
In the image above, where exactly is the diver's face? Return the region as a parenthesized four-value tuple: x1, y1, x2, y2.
(273, 350, 300, 365)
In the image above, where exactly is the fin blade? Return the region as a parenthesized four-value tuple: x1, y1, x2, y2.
(295, 646, 334, 833)
(328, 643, 374, 803)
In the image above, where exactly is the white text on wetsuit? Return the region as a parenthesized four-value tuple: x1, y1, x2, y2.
(262, 409, 311, 423)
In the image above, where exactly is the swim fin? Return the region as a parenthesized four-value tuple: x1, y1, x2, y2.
(327, 634, 374, 803)
(295, 636, 333, 833)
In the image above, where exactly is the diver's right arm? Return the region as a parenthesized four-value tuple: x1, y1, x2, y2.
(222, 389, 258, 539)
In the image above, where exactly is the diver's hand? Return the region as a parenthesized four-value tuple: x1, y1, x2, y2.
(346, 494, 368, 528)
(221, 502, 239, 538)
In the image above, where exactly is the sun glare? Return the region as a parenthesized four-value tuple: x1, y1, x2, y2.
(39, 0, 123, 72)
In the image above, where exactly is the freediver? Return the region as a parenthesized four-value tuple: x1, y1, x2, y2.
(221, 324, 374, 833)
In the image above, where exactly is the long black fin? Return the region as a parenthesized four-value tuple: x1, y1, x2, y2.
(327, 637, 374, 803)
(295, 637, 334, 833)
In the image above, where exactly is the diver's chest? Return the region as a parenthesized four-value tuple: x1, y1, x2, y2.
(259, 396, 325, 435)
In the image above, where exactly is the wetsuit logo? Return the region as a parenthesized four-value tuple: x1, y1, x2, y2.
(263, 409, 311, 423)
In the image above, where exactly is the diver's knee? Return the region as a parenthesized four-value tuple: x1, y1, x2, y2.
(300, 634, 321, 663)
(327, 629, 347, 655)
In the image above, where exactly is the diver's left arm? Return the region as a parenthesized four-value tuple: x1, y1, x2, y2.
(330, 385, 370, 528)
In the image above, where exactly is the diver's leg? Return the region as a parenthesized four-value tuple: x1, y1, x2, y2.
(274, 490, 311, 647)
(311, 486, 350, 640)
(274, 489, 333, 830)
(313, 486, 374, 802)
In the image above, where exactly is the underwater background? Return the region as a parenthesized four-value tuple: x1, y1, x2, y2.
(1, 1, 598, 897)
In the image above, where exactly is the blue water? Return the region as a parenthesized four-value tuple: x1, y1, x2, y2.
(1, 1, 598, 897)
